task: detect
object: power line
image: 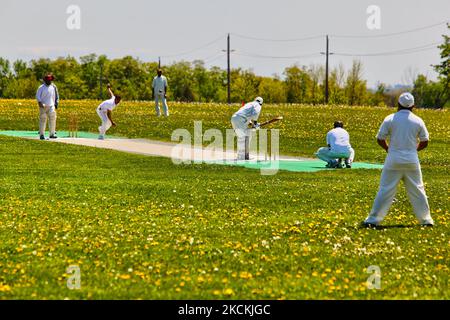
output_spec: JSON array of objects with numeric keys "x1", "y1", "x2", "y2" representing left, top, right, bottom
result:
[
  {"x1": 231, "y1": 33, "x2": 324, "y2": 42},
  {"x1": 203, "y1": 52, "x2": 226, "y2": 64},
  {"x1": 231, "y1": 20, "x2": 448, "y2": 42},
  {"x1": 333, "y1": 42, "x2": 441, "y2": 57},
  {"x1": 159, "y1": 34, "x2": 226, "y2": 58},
  {"x1": 330, "y1": 20, "x2": 448, "y2": 39},
  {"x1": 235, "y1": 51, "x2": 321, "y2": 59}
]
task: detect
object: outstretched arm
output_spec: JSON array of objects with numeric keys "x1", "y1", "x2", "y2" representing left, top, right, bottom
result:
[{"x1": 107, "y1": 84, "x2": 114, "y2": 98}]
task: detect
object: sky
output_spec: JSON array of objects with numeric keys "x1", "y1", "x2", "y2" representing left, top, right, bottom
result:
[{"x1": 0, "y1": 0, "x2": 449, "y2": 87}]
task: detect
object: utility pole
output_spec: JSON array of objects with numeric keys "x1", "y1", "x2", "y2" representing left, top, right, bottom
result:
[
  {"x1": 158, "y1": 56, "x2": 161, "y2": 69},
  {"x1": 227, "y1": 33, "x2": 231, "y2": 104},
  {"x1": 99, "y1": 63, "x2": 103, "y2": 100},
  {"x1": 325, "y1": 35, "x2": 329, "y2": 105},
  {"x1": 222, "y1": 34, "x2": 235, "y2": 104},
  {"x1": 321, "y1": 35, "x2": 333, "y2": 105}
]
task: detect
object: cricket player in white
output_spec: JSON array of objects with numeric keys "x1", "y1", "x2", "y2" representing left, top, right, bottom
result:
[
  {"x1": 96, "y1": 84, "x2": 121, "y2": 140},
  {"x1": 36, "y1": 73, "x2": 59, "y2": 140},
  {"x1": 152, "y1": 69, "x2": 169, "y2": 117},
  {"x1": 364, "y1": 92, "x2": 434, "y2": 227},
  {"x1": 231, "y1": 97, "x2": 263, "y2": 160},
  {"x1": 316, "y1": 121, "x2": 355, "y2": 168}
]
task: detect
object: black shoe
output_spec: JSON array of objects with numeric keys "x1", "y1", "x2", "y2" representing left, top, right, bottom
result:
[
  {"x1": 344, "y1": 159, "x2": 351, "y2": 168},
  {"x1": 361, "y1": 222, "x2": 378, "y2": 229},
  {"x1": 49, "y1": 135, "x2": 57, "y2": 139},
  {"x1": 420, "y1": 223, "x2": 434, "y2": 227},
  {"x1": 336, "y1": 158, "x2": 343, "y2": 168},
  {"x1": 40, "y1": 135, "x2": 45, "y2": 140}
]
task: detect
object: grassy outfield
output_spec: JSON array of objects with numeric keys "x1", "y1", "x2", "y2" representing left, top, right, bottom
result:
[{"x1": 0, "y1": 100, "x2": 449, "y2": 299}]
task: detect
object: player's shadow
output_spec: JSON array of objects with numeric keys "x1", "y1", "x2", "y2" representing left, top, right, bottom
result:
[
  {"x1": 360, "y1": 223, "x2": 423, "y2": 230},
  {"x1": 374, "y1": 224, "x2": 416, "y2": 230}
]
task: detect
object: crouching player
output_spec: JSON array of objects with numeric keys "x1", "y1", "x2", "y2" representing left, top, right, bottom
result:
[
  {"x1": 316, "y1": 121, "x2": 355, "y2": 168},
  {"x1": 97, "y1": 84, "x2": 121, "y2": 140}
]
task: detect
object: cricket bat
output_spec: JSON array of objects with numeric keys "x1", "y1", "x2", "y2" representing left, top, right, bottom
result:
[{"x1": 259, "y1": 116, "x2": 283, "y2": 128}]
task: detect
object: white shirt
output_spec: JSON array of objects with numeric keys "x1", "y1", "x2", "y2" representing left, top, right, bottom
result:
[
  {"x1": 98, "y1": 97, "x2": 117, "y2": 111},
  {"x1": 326, "y1": 127, "x2": 352, "y2": 153},
  {"x1": 152, "y1": 75, "x2": 168, "y2": 94},
  {"x1": 377, "y1": 109, "x2": 429, "y2": 165},
  {"x1": 36, "y1": 84, "x2": 56, "y2": 107},
  {"x1": 233, "y1": 102, "x2": 262, "y2": 122}
]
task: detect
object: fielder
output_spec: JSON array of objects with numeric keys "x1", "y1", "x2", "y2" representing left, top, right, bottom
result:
[
  {"x1": 152, "y1": 69, "x2": 169, "y2": 117},
  {"x1": 316, "y1": 121, "x2": 355, "y2": 168},
  {"x1": 231, "y1": 97, "x2": 263, "y2": 160},
  {"x1": 364, "y1": 92, "x2": 434, "y2": 227},
  {"x1": 97, "y1": 84, "x2": 121, "y2": 140},
  {"x1": 36, "y1": 73, "x2": 59, "y2": 140}
]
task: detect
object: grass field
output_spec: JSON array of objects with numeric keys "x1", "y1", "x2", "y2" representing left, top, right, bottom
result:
[{"x1": 0, "y1": 99, "x2": 449, "y2": 299}]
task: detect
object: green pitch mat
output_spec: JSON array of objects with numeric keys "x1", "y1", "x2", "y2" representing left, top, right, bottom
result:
[
  {"x1": 216, "y1": 159, "x2": 383, "y2": 172},
  {"x1": 0, "y1": 130, "x2": 119, "y2": 139}
]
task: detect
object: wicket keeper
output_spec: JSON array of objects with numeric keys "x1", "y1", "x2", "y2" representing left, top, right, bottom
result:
[{"x1": 316, "y1": 121, "x2": 355, "y2": 168}]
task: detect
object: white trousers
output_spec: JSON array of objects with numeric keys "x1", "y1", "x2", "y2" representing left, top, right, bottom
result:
[
  {"x1": 231, "y1": 115, "x2": 250, "y2": 159},
  {"x1": 39, "y1": 105, "x2": 57, "y2": 136},
  {"x1": 316, "y1": 147, "x2": 355, "y2": 163},
  {"x1": 97, "y1": 108, "x2": 111, "y2": 136},
  {"x1": 365, "y1": 164, "x2": 433, "y2": 225},
  {"x1": 155, "y1": 93, "x2": 169, "y2": 116}
]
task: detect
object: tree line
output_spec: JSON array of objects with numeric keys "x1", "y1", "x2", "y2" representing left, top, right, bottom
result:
[{"x1": 0, "y1": 28, "x2": 447, "y2": 108}]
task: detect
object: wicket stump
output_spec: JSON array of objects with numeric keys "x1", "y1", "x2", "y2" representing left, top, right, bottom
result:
[{"x1": 69, "y1": 115, "x2": 79, "y2": 138}]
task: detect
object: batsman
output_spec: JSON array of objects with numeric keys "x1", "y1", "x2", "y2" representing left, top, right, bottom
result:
[{"x1": 231, "y1": 97, "x2": 263, "y2": 160}]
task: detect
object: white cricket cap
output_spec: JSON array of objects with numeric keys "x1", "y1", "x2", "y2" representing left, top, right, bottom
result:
[
  {"x1": 398, "y1": 92, "x2": 415, "y2": 108},
  {"x1": 255, "y1": 97, "x2": 263, "y2": 105}
]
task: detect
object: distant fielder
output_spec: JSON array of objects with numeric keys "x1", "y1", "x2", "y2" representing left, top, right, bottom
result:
[
  {"x1": 316, "y1": 121, "x2": 355, "y2": 168},
  {"x1": 36, "y1": 73, "x2": 59, "y2": 140},
  {"x1": 97, "y1": 84, "x2": 121, "y2": 140},
  {"x1": 152, "y1": 69, "x2": 169, "y2": 117},
  {"x1": 364, "y1": 92, "x2": 434, "y2": 227},
  {"x1": 231, "y1": 97, "x2": 263, "y2": 160}
]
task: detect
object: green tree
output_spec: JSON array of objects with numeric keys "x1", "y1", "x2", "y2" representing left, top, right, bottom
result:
[
  {"x1": 231, "y1": 69, "x2": 259, "y2": 103},
  {"x1": 283, "y1": 65, "x2": 311, "y2": 103},
  {"x1": 432, "y1": 23, "x2": 449, "y2": 107},
  {"x1": 166, "y1": 61, "x2": 195, "y2": 101},
  {"x1": 368, "y1": 82, "x2": 387, "y2": 107},
  {"x1": 257, "y1": 76, "x2": 286, "y2": 103},
  {"x1": 345, "y1": 60, "x2": 367, "y2": 105},
  {"x1": 328, "y1": 64, "x2": 346, "y2": 105},
  {"x1": 30, "y1": 58, "x2": 52, "y2": 81},
  {"x1": 412, "y1": 74, "x2": 448, "y2": 108},
  {"x1": 106, "y1": 56, "x2": 148, "y2": 100},
  {"x1": 307, "y1": 64, "x2": 324, "y2": 104},
  {"x1": 0, "y1": 58, "x2": 11, "y2": 97},
  {"x1": 3, "y1": 76, "x2": 39, "y2": 99}
]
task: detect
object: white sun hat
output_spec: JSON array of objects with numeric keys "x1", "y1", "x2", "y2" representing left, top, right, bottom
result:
[{"x1": 398, "y1": 92, "x2": 415, "y2": 108}]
